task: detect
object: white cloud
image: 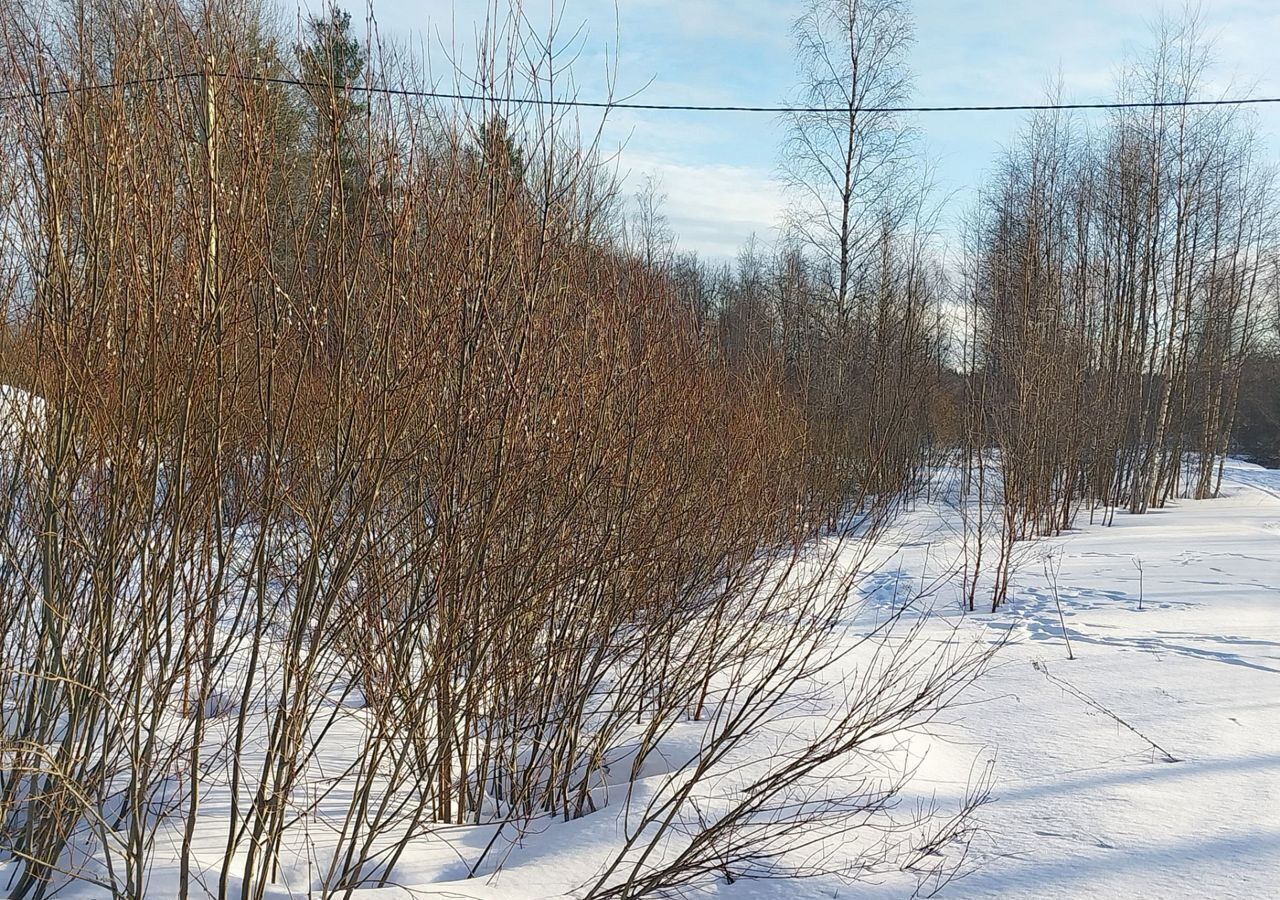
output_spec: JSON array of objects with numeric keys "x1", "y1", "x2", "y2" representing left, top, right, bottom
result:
[
  {"x1": 623, "y1": 0, "x2": 792, "y2": 49},
  {"x1": 618, "y1": 155, "x2": 785, "y2": 259}
]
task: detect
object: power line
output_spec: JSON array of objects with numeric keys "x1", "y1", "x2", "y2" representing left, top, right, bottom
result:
[
  {"x1": 3, "y1": 69, "x2": 1279, "y2": 114},
  {"x1": 0, "y1": 72, "x2": 204, "y2": 104}
]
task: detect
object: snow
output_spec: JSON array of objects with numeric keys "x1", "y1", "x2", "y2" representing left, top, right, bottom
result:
[
  {"x1": 911, "y1": 459, "x2": 1280, "y2": 899},
  {"x1": 3, "y1": 454, "x2": 1278, "y2": 898},
  {"x1": 434, "y1": 457, "x2": 1280, "y2": 899},
  {"x1": 0, "y1": 385, "x2": 43, "y2": 450}
]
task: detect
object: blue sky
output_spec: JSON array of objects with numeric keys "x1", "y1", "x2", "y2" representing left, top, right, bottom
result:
[{"x1": 338, "y1": 0, "x2": 1280, "y2": 260}]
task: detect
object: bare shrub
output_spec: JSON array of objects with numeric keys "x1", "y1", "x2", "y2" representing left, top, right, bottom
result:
[{"x1": 0, "y1": 2, "x2": 991, "y2": 898}]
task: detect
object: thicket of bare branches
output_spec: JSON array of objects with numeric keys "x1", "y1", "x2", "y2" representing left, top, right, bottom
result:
[
  {"x1": 0, "y1": 2, "x2": 991, "y2": 898},
  {"x1": 959, "y1": 13, "x2": 1278, "y2": 610},
  {"x1": 775, "y1": 0, "x2": 951, "y2": 523}
]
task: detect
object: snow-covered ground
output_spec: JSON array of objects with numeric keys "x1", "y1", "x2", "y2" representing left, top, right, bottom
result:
[
  {"x1": 4, "y1": 457, "x2": 1277, "y2": 898},
  {"x1": 423, "y1": 459, "x2": 1280, "y2": 899},
  {"x1": 879, "y1": 458, "x2": 1280, "y2": 900}
]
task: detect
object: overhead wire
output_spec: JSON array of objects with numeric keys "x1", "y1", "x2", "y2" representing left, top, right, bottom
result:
[{"x1": 3, "y1": 69, "x2": 1278, "y2": 114}]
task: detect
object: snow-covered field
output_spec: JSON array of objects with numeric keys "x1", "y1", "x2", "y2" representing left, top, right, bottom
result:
[
  {"x1": 3, "y1": 458, "x2": 1277, "y2": 898},
  {"x1": 918, "y1": 459, "x2": 1280, "y2": 900},
  {"x1": 403, "y1": 459, "x2": 1280, "y2": 899}
]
